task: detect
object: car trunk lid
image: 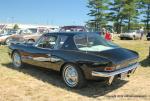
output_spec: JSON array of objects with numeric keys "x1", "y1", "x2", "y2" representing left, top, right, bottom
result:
[{"x1": 88, "y1": 48, "x2": 138, "y2": 70}]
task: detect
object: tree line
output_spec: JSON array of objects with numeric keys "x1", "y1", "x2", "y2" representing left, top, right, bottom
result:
[{"x1": 86, "y1": 0, "x2": 150, "y2": 33}]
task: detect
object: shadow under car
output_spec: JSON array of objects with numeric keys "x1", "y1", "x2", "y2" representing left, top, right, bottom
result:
[{"x1": 2, "y1": 62, "x2": 128, "y2": 98}]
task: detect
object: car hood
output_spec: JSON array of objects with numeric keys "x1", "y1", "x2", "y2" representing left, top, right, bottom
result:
[
  {"x1": 88, "y1": 48, "x2": 138, "y2": 65},
  {"x1": 0, "y1": 35, "x2": 8, "y2": 39},
  {"x1": 0, "y1": 34, "x2": 7, "y2": 37},
  {"x1": 23, "y1": 34, "x2": 41, "y2": 38}
]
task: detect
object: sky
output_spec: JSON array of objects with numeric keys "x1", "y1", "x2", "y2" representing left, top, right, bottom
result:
[{"x1": 0, "y1": 0, "x2": 89, "y2": 26}]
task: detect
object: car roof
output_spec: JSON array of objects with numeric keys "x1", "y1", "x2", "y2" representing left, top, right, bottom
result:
[{"x1": 44, "y1": 32, "x2": 99, "y2": 36}]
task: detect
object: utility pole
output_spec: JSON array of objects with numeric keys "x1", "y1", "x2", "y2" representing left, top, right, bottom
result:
[
  {"x1": 11, "y1": 17, "x2": 14, "y2": 24},
  {"x1": 11, "y1": 17, "x2": 14, "y2": 27}
]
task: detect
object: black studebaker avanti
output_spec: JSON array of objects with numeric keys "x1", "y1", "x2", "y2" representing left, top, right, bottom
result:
[{"x1": 9, "y1": 32, "x2": 139, "y2": 88}]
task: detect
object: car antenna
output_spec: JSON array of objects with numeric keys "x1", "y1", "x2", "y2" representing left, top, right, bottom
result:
[{"x1": 86, "y1": 33, "x2": 88, "y2": 54}]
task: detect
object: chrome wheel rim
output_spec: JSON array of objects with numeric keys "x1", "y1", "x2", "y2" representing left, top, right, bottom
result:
[
  {"x1": 13, "y1": 53, "x2": 21, "y2": 68},
  {"x1": 63, "y1": 65, "x2": 78, "y2": 87},
  {"x1": 6, "y1": 38, "x2": 11, "y2": 45}
]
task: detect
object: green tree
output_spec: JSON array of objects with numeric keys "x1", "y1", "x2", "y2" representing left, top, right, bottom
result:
[
  {"x1": 141, "y1": 0, "x2": 150, "y2": 31},
  {"x1": 122, "y1": 0, "x2": 139, "y2": 31},
  {"x1": 108, "y1": 0, "x2": 125, "y2": 33},
  {"x1": 87, "y1": 0, "x2": 108, "y2": 31},
  {"x1": 13, "y1": 24, "x2": 19, "y2": 29},
  {"x1": 108, "y1": 0, "x2": 139, "y2": 32}
]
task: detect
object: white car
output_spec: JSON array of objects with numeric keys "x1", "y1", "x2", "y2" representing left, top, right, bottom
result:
[{"x1": 120, "y1": 30, "x2": 141, "y2": 40}]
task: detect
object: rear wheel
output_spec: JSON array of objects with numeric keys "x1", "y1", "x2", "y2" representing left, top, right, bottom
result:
[
  {"x1": 62, "y1": 64, "x2": 86, "y2": 88},
  {"x1": 133, "y1": 35, "x2": 136, "y2": 40},
  {"x1": 12, "y1": 51, "x2": 23, "y2": 69}
]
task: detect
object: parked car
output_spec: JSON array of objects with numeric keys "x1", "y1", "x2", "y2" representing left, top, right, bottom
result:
[
  {"x1": 120, "y1": 30, "x2": 141, "y2": 40},
  {"x1": 9, "y1": 29, "x2": 42, "y2": 44},
  {"x1": 146, "y1": 32, "x2": 150, "y2": 40},
  {"x1": 59, "y1": 26, "x2": 88, "y2": 32},
  {"x1": 9, "y1": 32, "x2": 139, "y2": 88},
  {"x1": 0, "y1": 29, "x2": 19, "y2": 45}
]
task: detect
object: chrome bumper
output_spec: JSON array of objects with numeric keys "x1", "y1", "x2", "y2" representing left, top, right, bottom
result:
[{"x1": 92, "y1": 63, "x2": 139, "y2": 84}]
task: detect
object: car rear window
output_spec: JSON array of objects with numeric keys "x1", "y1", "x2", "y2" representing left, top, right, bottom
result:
[
  {"x1": 57, "y1": 35, "x2": 68, "y2": 49},
  {"x1": 74, "y1": 33, "x2": 118, "y2": 52}
]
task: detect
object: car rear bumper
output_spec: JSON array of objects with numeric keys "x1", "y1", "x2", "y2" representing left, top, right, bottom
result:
[
  {"x1": 147, "y1": 37, "x2": 150, "y2": 39},
  {"x1": 91, "y1": 63, "x2": 139, "y2": 84}
]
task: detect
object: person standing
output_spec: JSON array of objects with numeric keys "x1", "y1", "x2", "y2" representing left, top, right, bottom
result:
[
  {"x1": 102, "y1": 28, "x2": 106, "y2": 36},
  {"x1": 105, "y1": 30, "x2": 112, "y2": 41},
  {"x1": 140, "y1": 27, "x2": 144, "y2": 40}
]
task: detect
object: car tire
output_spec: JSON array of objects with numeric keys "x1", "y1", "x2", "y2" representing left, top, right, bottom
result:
[
  {"x1": 62, "y1": 64, "x2": 86, "y2": 88},
  {"x1": 133, "y1": 35, "x2": 136, "y2": 40},
  {"x1": 12, "y1": 51, "x2": 23, "y2": 69},
  {"x1": 120, "y1": 37, "x2": 124, "y2": 40},
  {"x1": 5, "y1": 38, "x2": 12, "y2": 46}
]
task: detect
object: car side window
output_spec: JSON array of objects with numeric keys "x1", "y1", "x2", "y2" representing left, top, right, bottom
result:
[
  {"x1": 74, "y1": 34, "x2": 87, "y2": 48},
  {"x1": 36, "y1": 35, "x2": 57, "y2": 49},
  {"x1": 57, "y1": 35, "x2": 68, "y2": 49}
]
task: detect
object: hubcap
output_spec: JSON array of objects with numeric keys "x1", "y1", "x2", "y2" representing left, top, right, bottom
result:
[
  {"x1": 6, "y1": 39, "x2": 11, "y2": 45},
  {"x1": 63, "y1": 65, "x2": 78, "y2": 87},
  {"x1": 13, "y1": 53, "x2": 21, "y2": 68}
]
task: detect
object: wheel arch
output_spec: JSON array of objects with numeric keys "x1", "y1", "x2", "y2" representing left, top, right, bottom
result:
[
  {"x1": 5, "y1": 37, "x2": 11, "y2": 44},
  {"x1": 28, "y1": 39, "x2": 35, "y2": 42},
  {"x1": 60, "y1": 62, "x2": 85, "y2": 77},
  {"x1": 11, "y1": 49, "x2": 20, "y2": 58}
]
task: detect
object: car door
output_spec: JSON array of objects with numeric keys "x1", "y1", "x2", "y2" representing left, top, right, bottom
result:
[{"x1": 27, "y1": 34, "x2": 60, "y2": 71}]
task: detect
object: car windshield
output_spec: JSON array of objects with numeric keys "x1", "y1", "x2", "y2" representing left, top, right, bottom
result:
[
  {"x1": 125, "y1": 30, "x2": 136, "y2": 33},
  {"x1": 28, "y1": 28, "x2": 38, "y2": 33},
  {"x1": 124, "y1": 30, "x2": 140, "y2": 34},
  {"x1": 74, "y1": 33, "x2": 119, "y2": 52}
]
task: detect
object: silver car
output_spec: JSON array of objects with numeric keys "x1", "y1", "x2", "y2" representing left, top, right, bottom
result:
[{"x1": 120, "y1": 30, "x2": 141, "y2": 40}]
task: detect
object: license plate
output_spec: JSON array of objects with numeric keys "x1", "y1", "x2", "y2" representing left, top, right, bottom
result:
[{"x1": 120, "y1": 72, "x2": 128, "y2": 80}]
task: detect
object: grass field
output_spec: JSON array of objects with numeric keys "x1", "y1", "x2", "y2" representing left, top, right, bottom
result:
[{"x1": 0, "y1": 38, "x2": 150, "y2": 101}]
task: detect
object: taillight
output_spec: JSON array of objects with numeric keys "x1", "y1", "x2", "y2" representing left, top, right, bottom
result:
[{"x1": 104, "y1": 67, "x2": 114, "y2": 71}]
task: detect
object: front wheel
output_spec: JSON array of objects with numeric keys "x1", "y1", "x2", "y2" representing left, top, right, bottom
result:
[
  {"x1": 62, "y1": 64, "x2": 86, "y2": 88},
  {"x1": 5, "y1": 38, "x2": 12, "y2": 45},
  {"x1": 120, "y1": 37, "x2": 124, "y2": 40},
  {"x1": 12, "y1": 51, "x2": 23, "y2": 69}
]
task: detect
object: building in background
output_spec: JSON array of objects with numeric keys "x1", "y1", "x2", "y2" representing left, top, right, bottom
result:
[{"x1": 0, "y1": 23, "x2": 59, "y2": 34}]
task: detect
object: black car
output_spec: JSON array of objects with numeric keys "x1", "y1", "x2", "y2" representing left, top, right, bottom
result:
[
  {"x1": 146, "y1": 32, "x2": 150, "y2": 40},
  {"x1": 9, "y1": 32, "x2": 139, "y2": 88}
]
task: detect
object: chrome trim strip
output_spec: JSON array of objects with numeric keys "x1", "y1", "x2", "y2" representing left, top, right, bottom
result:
[{"x1": 92, "y1": 63, "x2": 139, "y2": 77}]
